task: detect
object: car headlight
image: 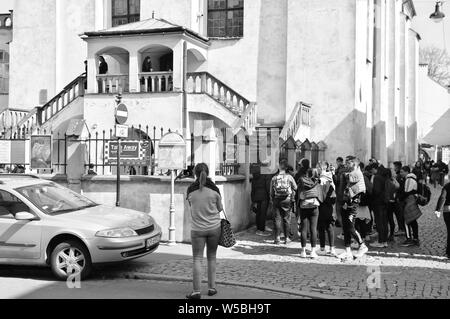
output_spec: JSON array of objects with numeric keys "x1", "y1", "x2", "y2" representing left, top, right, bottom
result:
[{"x1": 96, "y1": 227, "x2": 138, "y2": 238}]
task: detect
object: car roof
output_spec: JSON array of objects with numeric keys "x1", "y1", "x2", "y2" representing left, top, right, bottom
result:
[{"x1": 0, "y1": 175, "x2": 51, "y2": 189}]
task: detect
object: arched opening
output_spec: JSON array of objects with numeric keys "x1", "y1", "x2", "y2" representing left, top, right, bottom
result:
[
  {"x1": 138, "y1": 45, "x2": 174, "y2": 93},
  {"x1": 0, "y1": 50, "x2": 9, "y2": 94},
  {"x1": 95, "y1": 46, "x2": 130, "y2": 93},
  {"x1": 187, "y1": 48, "x2": 206, "y2": 73},
  {"x1": 4, "y1": 17, "x2": 11, "y2": 28}
]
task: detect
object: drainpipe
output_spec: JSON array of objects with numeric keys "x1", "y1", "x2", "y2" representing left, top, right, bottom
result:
[{"x1": 182, "y1": 41, "x2": 188, "y2": 139}]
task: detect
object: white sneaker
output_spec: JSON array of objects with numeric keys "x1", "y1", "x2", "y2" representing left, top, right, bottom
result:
[
  {"x1": 338, "y1": 251, "x2": 353, "y2": 261},
  {"x1": 300, "y1": 249, "x2": 307, "y2": 258},
  {"x1": 328, "y1": 248, "x2": 338, "y2": 257},
  {"x1": 354, "y1": 243, "x2": 368, "y2": 258},
  {"x1": 256, "y1": 231, "x2": 272, "y2": 237},
  {"x1": 319, "y1": 247, "x2": 327, "y2": 255},
  {"x1": 310, "y1": 249, "x2": 318, "y2": 259}
]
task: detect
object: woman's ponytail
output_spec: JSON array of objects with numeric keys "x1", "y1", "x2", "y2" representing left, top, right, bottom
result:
[
  {"x1": 194, "y1": 163, "x2": 210, "y2": 190},
  {"x1": 199, "y1": 170, "x2": 207, "y2": 190}
]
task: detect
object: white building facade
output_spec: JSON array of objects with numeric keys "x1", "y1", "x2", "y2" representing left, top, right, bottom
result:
[{"x1": 3, "y1": 0, "x2": 421, "y2": 171}]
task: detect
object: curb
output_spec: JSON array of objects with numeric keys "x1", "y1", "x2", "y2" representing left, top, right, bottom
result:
[{"x1": 117, "y1": 271, "x2": 339, "y2": 299}]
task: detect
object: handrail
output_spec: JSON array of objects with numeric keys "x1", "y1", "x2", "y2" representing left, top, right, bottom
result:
[
  {"x1": 280, "y1": 102, "x2": 312, "y2": 141},
  {"x1": 187, "y1": 72, "x2": 251, "y2": 115},
  {"x1": 38, "y1": 74, "x2": 86, "y2": 125},
  {"x1": 232, "y1": 102, "x2": 258, "y2": 135}
]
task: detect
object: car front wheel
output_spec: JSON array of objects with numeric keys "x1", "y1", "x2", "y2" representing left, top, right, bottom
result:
[{"x1": 50, "y1": 240, "x2": 92, "y2": 281}]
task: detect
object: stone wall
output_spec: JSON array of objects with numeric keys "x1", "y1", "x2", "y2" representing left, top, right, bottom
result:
[{"x1": 44, "y1": 174, "x2": 253, "y2": 244}]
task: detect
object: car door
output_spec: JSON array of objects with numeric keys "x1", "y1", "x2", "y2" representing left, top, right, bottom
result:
[{"x1": 0, "y1": 189, "x2": 42, "y2": 260}]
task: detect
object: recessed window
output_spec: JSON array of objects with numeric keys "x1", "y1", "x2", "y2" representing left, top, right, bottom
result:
[
  {"x1": 208, "y1": 0, "x2": 243, "y2": 38},
  {"x1": 4, "y1": 17, "x2": 11, "y2": 27},
  {"x1": 112, "y1": 0, "x2": 140, "y2": 27}
]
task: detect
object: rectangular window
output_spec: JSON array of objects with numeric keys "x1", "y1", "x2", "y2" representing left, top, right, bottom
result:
[
  {"x1": 112, "y1": 0, "x2": 140, "y2": 27},
  {"x1": 208, "y1": 0, "x2": 244, "y2": 38}
]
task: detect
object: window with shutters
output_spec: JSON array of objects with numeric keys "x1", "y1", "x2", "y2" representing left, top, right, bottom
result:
[
  {"x1": 207, "y1": 0, "x2": 244, "y2": 38},
  {"x1": 112, "y1": 0, "x2": 140, "y2": 27}
]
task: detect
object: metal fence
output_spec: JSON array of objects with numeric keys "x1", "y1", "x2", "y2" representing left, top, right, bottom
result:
[
  {"x1": 0, "y1": 126, "x2": 67, "y2": 174},
  {"x1": 84, "y1": 125, "x2": 241, "y2": 177},
  {"x1": 0, "y1": 124, "x2": 242, "y2": 176}
]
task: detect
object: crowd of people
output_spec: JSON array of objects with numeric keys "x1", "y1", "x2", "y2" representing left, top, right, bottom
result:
[{"x1": 251, "y1": 156, "x2": 450, "y2": 261}]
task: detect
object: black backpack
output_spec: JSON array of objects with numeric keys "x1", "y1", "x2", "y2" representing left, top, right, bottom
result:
[{"x1": 417, "y1": 182, "x2": 431, "y2": 207}]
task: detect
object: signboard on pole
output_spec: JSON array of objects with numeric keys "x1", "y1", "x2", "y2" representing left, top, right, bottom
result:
[
  {"x1": 105, "y1": 140, "x2": 150, "y2": 165},
  {"x1": 30, "y1": 135, "x2": 52, "y2": 170},
  {"x1": 158, "y1": 132, "x2": 187, "y2": 170},
  {"x1": 115, "y1": 124, "x2": 129, "y2": 138}
]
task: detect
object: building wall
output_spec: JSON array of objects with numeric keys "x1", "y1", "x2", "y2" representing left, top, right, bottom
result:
[
  {"x1": 77, "y1": 175, "x2": 252, "y2": 243},
  {"x1": 286, "y1": 0, "x2": 361, "y2": 161},
  {"x1": 9, "y1": 0, "x2": 95, "y2": 110},
  {"x1": 418, "y1": 65, "x2": 450, "y2": 143},
  {"x1": 0, "y1": 27, "x2": 11, "y2": 111}
]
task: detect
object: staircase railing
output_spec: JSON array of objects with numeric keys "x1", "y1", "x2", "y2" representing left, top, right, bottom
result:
[
  {"x1": 38, "y1": 74, "x2": 86, "y2": 125},
  {"x1": 186, "y1": 72, "x2": 251, "y2": 116},
  {"x1": 232, "y1": 102, "x2": 258, "y2": 135},
  {"x1": 280, "y1": 102, "x2": 312, "y2": 141}
]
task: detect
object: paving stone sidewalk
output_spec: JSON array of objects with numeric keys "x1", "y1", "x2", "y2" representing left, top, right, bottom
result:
[{"x1": 108, "y1": 186, "x2": 450, "y2": 299}]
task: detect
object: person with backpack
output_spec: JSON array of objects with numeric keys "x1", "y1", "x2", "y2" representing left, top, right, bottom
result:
[
  {"x1": 317, "y1": 162, "x2": 338, "y2": 257},
  {"x1": 270, "y1": 158, "x2": 297, "y2": 245},
  {"x1": 339, "y1": 156, "x2": 368, "y2": 260},
  {"x1": 399, "y1": 166, "x2": 422, "y2": 247},
  {"x1": 297, "y1": 168, "x2": 322, "y2": 258},
  {"x1": 434, "y1": 177, "x2": 450, "y2": 259}
]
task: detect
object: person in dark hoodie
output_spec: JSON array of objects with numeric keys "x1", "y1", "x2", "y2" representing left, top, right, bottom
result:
[
  {"x1": 385, "y1": 167, "x2": 400, "y2": 242},
  {"x1": 369, "y1": 164, "x2": 389, "y2": 248},
  {"x1": 251, "y1": 165, "x2": 271, "y2": 237},
  {"x1": 435, "y1": 173, "x2": 450, "y2": 258},
  {"x1": 297, "y1": 168, "x2": 322, "y2": 258},
  {"x1": 186, "y1": 163, "x2": 223, "y2": 299}
]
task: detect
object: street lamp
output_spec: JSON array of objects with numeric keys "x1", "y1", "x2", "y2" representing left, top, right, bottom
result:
[{"x1": 430, "y1": 1, "x2": 446, "y2": 23}]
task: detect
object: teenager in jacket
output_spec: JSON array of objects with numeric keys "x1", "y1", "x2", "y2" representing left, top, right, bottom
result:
[
  {"x1": 251, "y1": 166, "x2": 271, "y2": 237},
  {"x1": 339, "y1": 156, "x2": 368, "y2": 260},
  {"x1": 270, "y1": 158, "x2": 297, "y2": 245},
  {"x1": 399, "y1": 166, "x2": 421, "y2": 247},
  {"x1": 297, "y1": 168, "x2": 322, "y2": 258},
  {"x1": 435, "y1": 179, "x2": 450, "y2": 258},
  {"x1": 317, "y1": 162, "x2": 337, "y2": 257},
  {"x1": 385, "y1": 168, "x2": 400, "y2": 242},
  {"x1": 369, "y1": 164, "x2": 389, "y2": 248}
]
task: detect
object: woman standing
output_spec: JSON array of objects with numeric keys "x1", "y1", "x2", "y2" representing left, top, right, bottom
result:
[
  {"x1": 297, "y1": 168, "x2": 322, "y2": 258},
  {"x1": 317, "y1": 162, "x2": 337, "y2": 257},
  {"x1": 435, "y1": 177, "x2": 450, "y2": 259},
  {"x1": 400, "y1": 166, "x2": 421, "y2": 247},
  {"x1": 186, "y1": 163, "x2": 223, "y2": 299}
]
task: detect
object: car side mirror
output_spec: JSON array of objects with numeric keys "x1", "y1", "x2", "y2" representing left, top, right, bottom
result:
[{"x1": 15, "y1": 212, "x2": 36, "y2": 221}]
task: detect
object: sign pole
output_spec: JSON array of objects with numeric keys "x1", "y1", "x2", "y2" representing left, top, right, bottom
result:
[
  {"x1": 116, "y1": 137, "x2": 121, "y2": 207},
  {"x1": 168, "y1": 169, "x2": 176, "y2": 245}
]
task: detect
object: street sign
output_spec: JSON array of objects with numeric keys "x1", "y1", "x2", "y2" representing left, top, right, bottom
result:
[
  {"x1": 115, "y1": 124, "x2": 129, "y2": 138},
  {"x1": 115, "y1": 103, "x2": 128, "y2": 125},
  {"x1": 158, "y1": 132, "x2": 186, "y2": 170}
]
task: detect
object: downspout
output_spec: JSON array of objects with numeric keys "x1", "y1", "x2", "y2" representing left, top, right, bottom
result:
[{"x1": 182, "y1": 41, "x2": 188, "y2": 139}]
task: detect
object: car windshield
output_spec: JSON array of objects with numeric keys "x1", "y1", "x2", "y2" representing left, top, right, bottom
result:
[{"x1": 15, "y1": 183, "x2": 98, "y2": 215}]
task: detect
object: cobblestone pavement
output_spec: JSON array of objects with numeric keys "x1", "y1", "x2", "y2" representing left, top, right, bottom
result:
[{"x1": 110, "y1": 186, "x2": 450, "y2": 299}]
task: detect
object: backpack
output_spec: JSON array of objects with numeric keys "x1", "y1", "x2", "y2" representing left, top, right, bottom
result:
[
  {"x1": 273, "y1": 174, "x2": 292, "y2": 199},
  {"x1": 417, "y1": 183, "x2": 431, "y2": 207},
  {"x1": 407, "y1": 176, "x2": 431, "y2": 207}
]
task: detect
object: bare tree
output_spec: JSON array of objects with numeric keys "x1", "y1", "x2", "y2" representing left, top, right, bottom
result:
[{"x1": 420, "y1": 46, "x2": 450, "y2": 87}]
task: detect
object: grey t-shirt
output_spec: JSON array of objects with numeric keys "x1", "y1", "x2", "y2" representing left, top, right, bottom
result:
[{"x1": 187, "y1": 187, "x2": 223, "y2": 232}]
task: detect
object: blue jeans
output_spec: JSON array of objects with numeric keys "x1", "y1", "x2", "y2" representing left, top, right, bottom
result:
[{"x1": 191, "y1": 226, "x2": 221, "y2": 292}]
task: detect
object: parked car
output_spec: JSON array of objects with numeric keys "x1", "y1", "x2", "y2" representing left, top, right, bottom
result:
[{"x1": 0, "y1": 174, "x2": 162, "y2": 280}]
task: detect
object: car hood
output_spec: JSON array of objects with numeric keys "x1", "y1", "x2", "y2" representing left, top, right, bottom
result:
[{"x1": 53, "y1": 205, "x2": 154, "y2": 230}]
